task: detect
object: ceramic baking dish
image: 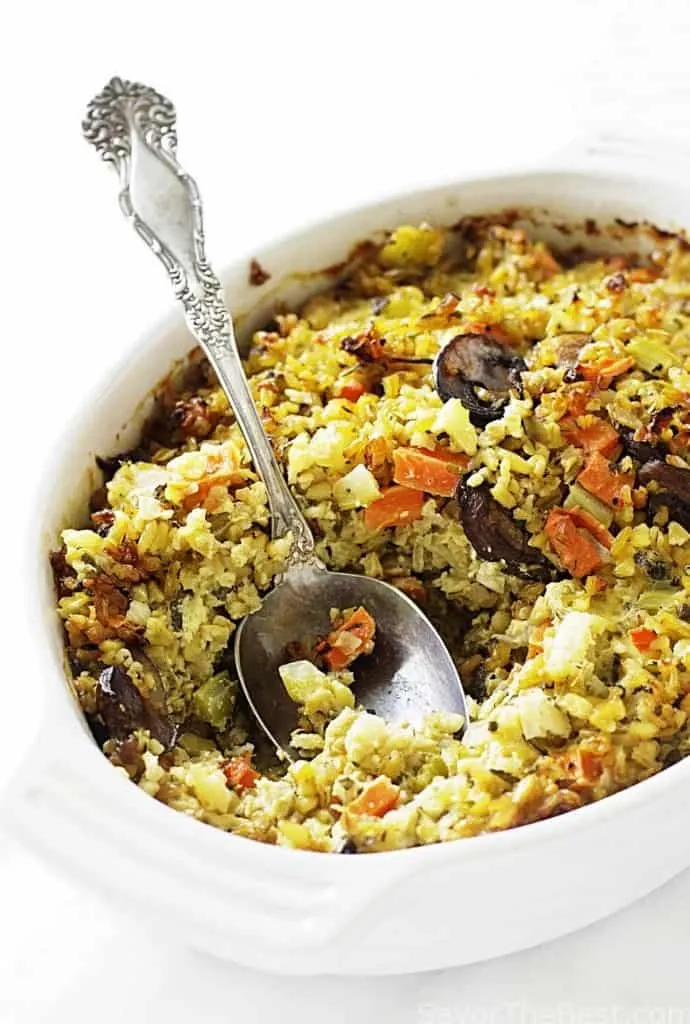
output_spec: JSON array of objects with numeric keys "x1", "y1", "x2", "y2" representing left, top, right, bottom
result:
[{"x1": 8, "y1": 158, "x2": 690, "y2": 975}]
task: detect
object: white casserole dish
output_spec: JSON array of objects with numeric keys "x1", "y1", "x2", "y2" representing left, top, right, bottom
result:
[{"x1": 8, "y1": 162, "x2": 690, "y2": 976}]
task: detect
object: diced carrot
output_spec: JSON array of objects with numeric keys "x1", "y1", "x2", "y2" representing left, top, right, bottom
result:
[
  {"x1": 347, "y1": 777, "x2": 399, "y2": 817},
  {"x1": 561, "y1": 417, "x2": 621, "y2": 457},
  {"x1": 577, "y1": 749, "x2": 603, "y2": 782},
  {"x1": 182, "y1": 474, "x2": 244, "y2": 512},
  {"x1": 559, "y1": 747, "x2": 604, "y2": 787},
  {"x1": 630, "y1": 627, "x2": 657, "y2": 653},
  {"x1": 181, "y1": 449, "x2": 245, "y2": 511},
  {"x1": 364, "y1": 485, "x2": 425, "y2": 531},
  {"x1": 319, "y1": 606, "x2": 376, "y2": 671},
  {"x1": 392, "y1": 446, "x2": 468, "y2": 497},
  {"x1": 563, "y1": 385, "x2": 595, "y2": 419},
  {"x1": 337, "y1": 378, "x2": 368, "y2": 402},
  {"x1": 545, "y1": 507, "x2": 609, "y2": 578},
  {"x1": 416, "y1": 446, "x2": 470, "y2": 466},
  {"x1": 563, "y1": 505, "x2": 613, "y2": 549},
  {"x1": 576, "y1": 356, "x2": 634, "y2": 389},
  {"x1": 577, "y1": 451, "x2": 634, "y2": 508},
  {"x1": 223, "y1": 755, "x2": 259, "y2": 791}
]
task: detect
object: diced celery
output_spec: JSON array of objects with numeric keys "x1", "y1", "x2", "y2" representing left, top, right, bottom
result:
[
  {"x1": 564, "y1": 483, "x2": 613, "y2": 528},
  {"x1": 638, "y1": 588, "x2": 678, "y2": 612},
  {"x1": 178, "y1": 732, "x2": 218, "y2": 756},
  {"x1": 193, "y1": 672, "x2": 236, "y2": 730},
  {"x1": 626, "y1": 335, "x2": 678, "y2": 375}
]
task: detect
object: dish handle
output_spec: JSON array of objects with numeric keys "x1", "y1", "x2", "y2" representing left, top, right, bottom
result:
[{"x1": 0, "y1": 694, "x2": 417, "y2": 962}]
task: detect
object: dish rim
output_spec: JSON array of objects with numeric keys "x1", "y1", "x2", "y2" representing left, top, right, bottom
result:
[{"x1": 29, "y1": 164, "x2": 690, "y2": 871}]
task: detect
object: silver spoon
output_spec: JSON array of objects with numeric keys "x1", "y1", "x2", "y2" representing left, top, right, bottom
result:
[{"x1": 82, "y1": 78, "x2": 468, "y2": 758}]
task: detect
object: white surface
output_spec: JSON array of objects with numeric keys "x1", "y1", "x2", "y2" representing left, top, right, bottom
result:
[{"x1": 5, "y1": 0, "x2": 690, "y2": 1019}]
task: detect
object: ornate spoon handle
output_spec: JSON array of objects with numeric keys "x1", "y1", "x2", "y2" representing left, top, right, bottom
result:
[{"x1": 82, "y1": 77, "x2": 315, "y2": 561}]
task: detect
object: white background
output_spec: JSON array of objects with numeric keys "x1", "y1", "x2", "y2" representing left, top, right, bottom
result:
[{"x1": 3, "y1": 1, "x2": 690, "y2": 1020}]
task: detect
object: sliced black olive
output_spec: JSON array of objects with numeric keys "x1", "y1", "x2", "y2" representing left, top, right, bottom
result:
[
  {"x1": 96, "y1": 665, "x2": 178, "y2": 750},
  {"x1": 639, "y1": 460, "x2": 690, "y2": 505},
  {"x1": 619, "y1": 428, "x2": 666, "y2": 465},
  {"x1": 433, "y1": 333, "x2": 526, "y2": 427},
  {"x1": 457, "y1": 481, "x2": 554, "y2": 582}
]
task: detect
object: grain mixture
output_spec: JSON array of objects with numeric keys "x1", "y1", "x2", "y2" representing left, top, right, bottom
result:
[{"x1": 52, "y1": 219, "x2": 690, "y2": 852}]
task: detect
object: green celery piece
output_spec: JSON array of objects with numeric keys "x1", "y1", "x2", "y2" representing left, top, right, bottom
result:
[
  {"x1": 193, "y1": 672, "x2": 236, "y2": 731},
  {"x1": 626, "y1": 335, "x2": 678, "y2": 375},
  {"x1": 564, "y1": 483, "x2": 614, "y2": 528}
]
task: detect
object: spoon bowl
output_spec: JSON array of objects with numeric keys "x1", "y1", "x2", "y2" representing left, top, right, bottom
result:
[
  {"x1": 84, "y1": 76, "x2": 468, "y2": 757},
  {"x1": 235, "y1": 562, "x2": 468, "y2": 757}
]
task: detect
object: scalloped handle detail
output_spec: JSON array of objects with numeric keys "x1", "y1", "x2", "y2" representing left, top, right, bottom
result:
[{"x1": 1, "y1": 739, "x2": 413, "y2": 961}]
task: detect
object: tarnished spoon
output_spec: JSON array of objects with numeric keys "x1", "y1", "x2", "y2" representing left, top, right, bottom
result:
[{"x1": 82, "y1": 77, "x2": 468, "y2": 758}]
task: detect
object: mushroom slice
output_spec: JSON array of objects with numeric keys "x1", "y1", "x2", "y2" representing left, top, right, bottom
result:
[
  {"x1": 647, "y1": 492, "x2": 690, "y2": 532},
  {"x1": 638, "y1": 459, "x2": 690, "y2": 533},
  {"x1": 457, "y1": 480, "x2": 554, "y2": 581},
  {"x1": 638, "y1": 460, "x2": 690, "y2": 505},
  {"x1": 96, "y1": 665, "x2": 178, "y2": 750},
  {"x1": 433, "y1": 332, "x2": 525, "y2": 427}
]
